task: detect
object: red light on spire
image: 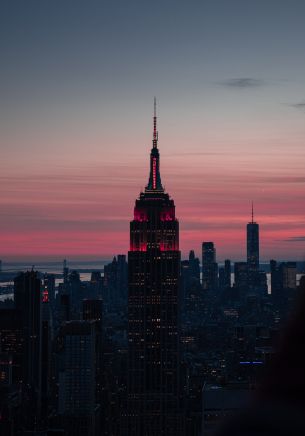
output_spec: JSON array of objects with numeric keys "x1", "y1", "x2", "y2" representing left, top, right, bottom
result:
[
  {"x1": 153, "y1": 97, "x2": 158, "y2": 148},
  {"x1": 152, "y1": 157, "x2": 157, "y2": 189}
]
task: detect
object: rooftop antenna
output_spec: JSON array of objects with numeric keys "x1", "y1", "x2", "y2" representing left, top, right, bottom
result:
[
  {"x1": 251, "y1": 201, "x2": 254, "y2": 223},
  {"x1": 153, "y1": 97, "x2": 158, "y2": 148}
]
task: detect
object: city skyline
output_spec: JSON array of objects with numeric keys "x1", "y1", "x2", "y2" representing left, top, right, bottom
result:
[
  {"x1": 1, "y1": 1, "x2": 305, "y2": 261},
  {"x1": 1, "y1": 99, "x2": 303, "y2": 262}
]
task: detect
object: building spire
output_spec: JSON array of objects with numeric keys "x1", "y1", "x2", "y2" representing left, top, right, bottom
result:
[
  {"x1": 145, "y1": 98, "x2": 163, "y2": 192},
  {"x1": 153, "y1": 97, "x2": 158, "y2": 148},
  {"x1": 251, "y1": 201, "x2": 254, "y2": 223}
]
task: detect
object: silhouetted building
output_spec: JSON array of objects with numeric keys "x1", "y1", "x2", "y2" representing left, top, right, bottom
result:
[
  {"x1": 90, "y1": 271, "x2": 103, "y2": 299},
  {"x1": 224, "y1": 260, "x2": 231, "y2": 289},
  {"x1": 66, "y1": 270, "x2": 83, "y2": 316},
  {"x1": 104, "y1": 255, "x2": 128, "y2": 309},
  {"x1": 63, "y1": 259, "x2": 69, "y2": 287},
  {"x1": 58, "y1": 321, "x2": 99, "y2": 436},
  {"x1": 234, "y1": 262, "x2": 248, "y2": 293},
  {"x1": 0, "y1": 309, "x2": 23, "y2": 384},
  {"x1": 14, "y1": 270, "x2": 41, "y2": 428},
  {"x1": 127, "y1": 100, "x2": 181, "y2": 435},
  {"x1": 14, "y1": 272, "x2": 41, "y2": 389},
  {"x1": 189, "y1": 250, "x2": 200, "y2": 283},
  {"x1": 281, "y1": 262, "x2": 297, "y2": 290},
  {"x1": 270, "y1": 260, "x2": 297, "y2": 298},
  {"x1": 270, "y1": 259, "x2": 281, "y2": 296},
  {"x1": 41, "y1": 285, "x2": 53, "y2": 420},
  {"x1": 202, "y1": 242, "x2": 218, "y2": 290},
  {"x1": 247, "y1": 204, "x2": 259, "y2": 288}
]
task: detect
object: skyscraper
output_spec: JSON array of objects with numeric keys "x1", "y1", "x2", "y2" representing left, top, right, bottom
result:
[
  {"x1": 224, "y1": 259, "x2": 231, "y2": 289},
  {"x1": 270, "y1": 260, "x2": 297, "y2": 300},
  {"x1": 58, "y1": 321, "x2": 98, "y2": 436},
  {"x1": 247, "y1": 203, "x2": 259, "y2": 288},
  {"x1": 14, "y1": 271, "x2": 41, "y2": 388},
  {"x1": 104, "y1": 254, "x2": 128, "y2": 309},
  {"x1": 41, "y1": 281, "x2": 53, "y2": 420},
  {"x1": 14, "y1": 270, "x2": 41, "y2": 427},
  {"x1": 127, "y1": 100, "x2": 181, "y2": 435},
  {"x1": 189, "y1": 250, "x2": 200, "y2": 283},
  {"x1": 202, "y1": 242, "x2": 218, "y2": 290}
]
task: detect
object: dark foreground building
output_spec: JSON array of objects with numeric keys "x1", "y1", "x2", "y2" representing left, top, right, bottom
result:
[{"x1": 127, "y1": 100, "x2": 181, "y2": 435}]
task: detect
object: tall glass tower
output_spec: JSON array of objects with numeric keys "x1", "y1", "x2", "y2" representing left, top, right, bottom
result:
[
  {"x1": 127, "y1": 100, "x2": 181, "y2": 436},
  {"x1": 247, "y1": 203, "x2": 259, "y2": 287}
]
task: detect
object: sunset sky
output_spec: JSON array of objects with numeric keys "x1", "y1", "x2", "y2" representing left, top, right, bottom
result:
[{"x1": 1, "y1": 0, "x2": 305, "y2": 261}]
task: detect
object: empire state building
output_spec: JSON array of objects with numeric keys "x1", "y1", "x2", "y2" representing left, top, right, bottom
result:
[{"x1": 127, "y1": 100, "x2": 181, "y2": 436}]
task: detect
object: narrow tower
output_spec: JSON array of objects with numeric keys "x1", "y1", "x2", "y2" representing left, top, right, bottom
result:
[
  {"x1": 127, "y1": 101, "x2": 181, "y2": 435},
  {"x1": 247, "y1": 202, "x2": 259, "y2": 288}
]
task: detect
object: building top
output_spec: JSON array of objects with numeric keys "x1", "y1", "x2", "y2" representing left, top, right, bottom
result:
[
  {"x1": 248, "y1": 201, "x2": 258, "y2": 225},
  {"x1": 145, "y1": 98, "x2": 164, "y2": 193}
]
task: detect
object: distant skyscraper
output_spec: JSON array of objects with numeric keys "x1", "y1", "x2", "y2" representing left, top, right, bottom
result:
[
  {"x1": 202, "y1": 242, "x2": 218, "y2": 290},
  {"x1": 67, "y1": 270, "x2": 83, "y2": 316},
  {"x1": 189, "y1": 250, "x2": 200, "y2": 282},
  {"x1": 90, "y1": 271, "x2": 103, "y2": 299},
  {"x1": 224, "y1": 259, "x2": 231, "y2": 288},
  {"x1": 247, "y1": 203, "x2": 259, "y2": 288},
  {"x1": 63, "y1": 259, "x2": 69, "y2": 288},
  {"x1": 270, "y1": 259, "x2": 279, "y2": 296},
  {"x1": 127, "y1": 100, "x2": 181, "y2": 435},
  {"x1": 271, "y1": 260, "x2": 297, "y2": 297},
  {"x1": 281, "y1": 262, "x2": 297, "y2": 290},
  {"x1": 104, "y1": 254, "x2": 128, "y2": 308}
]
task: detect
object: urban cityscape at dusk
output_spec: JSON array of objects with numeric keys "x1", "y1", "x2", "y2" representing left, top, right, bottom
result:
[{"x1": 0, "y1": 1, "x2": 304, "y2": 436}]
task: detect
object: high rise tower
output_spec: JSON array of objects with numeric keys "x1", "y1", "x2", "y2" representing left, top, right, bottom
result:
[
  {"x1": 14, "y1": 270, "x2": 41, "y2": 427},
  {"x1": 127, "y1": 100, "x2": 181, "y2": 436},
  {"x1": 247, "y1": 203, "x2": 259, "y2": 288},
  {"x1": 202, "y1": 242, "x2": 218, "y2": 290}
]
